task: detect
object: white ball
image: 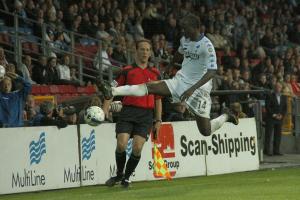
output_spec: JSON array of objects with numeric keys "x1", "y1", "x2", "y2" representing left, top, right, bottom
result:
[
  {"x1": 0, "y1": 65, "x2": 5, "y2": 79},
  {"x1": 84, "y1": 106, "x2": 105, "y2": 126}
]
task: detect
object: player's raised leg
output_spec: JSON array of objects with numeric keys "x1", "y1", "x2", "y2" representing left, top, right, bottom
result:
[
  {"x1": 98, "y1": 80, "x2": 171, "y2": 100},
  {"x1": 195, "y1": 109, "x2": 239, "y2": 136}
]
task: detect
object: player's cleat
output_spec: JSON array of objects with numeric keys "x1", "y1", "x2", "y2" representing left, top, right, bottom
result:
[
  {"x1": 98, "y1": 80, "x2": 113, "y2": 100},
  {"x1": 105, "y1": 175, "x2": 123, "y2": 187},
  {"x1": 121, "y1": 178, "x2": 131, "y2": 189},
  {"x1": 223, "y1": 107, "x2": 239, "y2": 125}
]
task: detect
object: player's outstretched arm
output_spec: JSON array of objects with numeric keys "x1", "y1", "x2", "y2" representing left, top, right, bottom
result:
[{"x1": 180, "y1": 69, "x2": 216, "y2": 101}]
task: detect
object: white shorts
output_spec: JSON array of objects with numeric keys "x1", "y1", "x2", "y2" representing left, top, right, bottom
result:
[{"x1": 164, "y1": 76, "x2": 211, "y2": 119}]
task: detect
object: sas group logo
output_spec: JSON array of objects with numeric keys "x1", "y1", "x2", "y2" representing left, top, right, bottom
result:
[
  {"x1": 82, "y1": 130, "x2": 96, "y2": 160},
  {"x1": 150, "y1": 123, "x2": 179, "y2": 178},
  {"x1": 29, "y1": 132, "x2": 46, "y2": 165}
]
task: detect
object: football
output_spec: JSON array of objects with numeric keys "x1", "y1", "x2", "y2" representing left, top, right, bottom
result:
[{"x1": 84, "y1": 106, "x2": 105, "y2": 126}]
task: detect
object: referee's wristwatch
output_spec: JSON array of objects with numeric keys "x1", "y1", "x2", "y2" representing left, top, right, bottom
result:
[{"x1": 154, "y1": 119, "x2": 162, "y2": 123}]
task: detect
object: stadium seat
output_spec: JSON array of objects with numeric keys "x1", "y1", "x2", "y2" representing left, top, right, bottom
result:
[
  {"x1": 49, "y1": 85, "x2": 59, "y2": 94},
  {"x1": 39, "y1": 85, "x2": 51, "y2": 95},
  {"x1": 31, "y1": 85, "x2": 41, "y2": 95}
]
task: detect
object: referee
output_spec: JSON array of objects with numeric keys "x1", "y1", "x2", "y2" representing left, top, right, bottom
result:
[{"x1": 102, "y1": 39, "x2": 162, "y2": 188}]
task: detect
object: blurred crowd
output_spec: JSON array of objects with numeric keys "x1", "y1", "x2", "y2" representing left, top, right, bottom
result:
[{"x1": 0, "y1": 0, "x2": 299, "y2": 127}]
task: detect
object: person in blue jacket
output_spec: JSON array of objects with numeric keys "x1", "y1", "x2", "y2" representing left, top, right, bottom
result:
[{"x1": 0, "y1": 72, "x2": 31, "y2": 127}]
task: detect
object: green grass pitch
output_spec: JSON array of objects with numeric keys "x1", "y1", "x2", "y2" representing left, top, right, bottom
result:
[{"x1": 1, "y1": 167, "x2": 300, "y2": 200}]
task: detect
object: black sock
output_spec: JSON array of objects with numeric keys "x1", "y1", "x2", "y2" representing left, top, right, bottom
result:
[
  {"x1": 124, "y1": 154, "x2": 141, "y2": 180},
  {"x1": 115, "y1": 151, "x2": 126, "y2": 177}
]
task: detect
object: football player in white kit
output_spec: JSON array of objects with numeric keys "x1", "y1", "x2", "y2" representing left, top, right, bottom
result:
[{"x1": 99, "y1": 14, "x2": 238, "y2": 136}]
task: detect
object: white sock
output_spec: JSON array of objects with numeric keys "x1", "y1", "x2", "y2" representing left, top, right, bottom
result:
[
  {"x1": 210, "y1": 114, "x2": 228, "y2": 133},
  {"x1": 112, "y1": 84, "x2": 148, "y2": 96}
]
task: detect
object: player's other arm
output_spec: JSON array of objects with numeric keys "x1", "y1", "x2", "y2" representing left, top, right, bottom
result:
[
  {"x1": 191, "y1": 69, "x2": 216, "y2": 90},
  {"x1": 194, "y1": 40, "x2": 218, "y2": 89}
]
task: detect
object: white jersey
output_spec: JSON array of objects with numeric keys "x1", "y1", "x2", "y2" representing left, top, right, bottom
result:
[{"x1": 177, "y1": 35, "x2": 217, "y2": 92}]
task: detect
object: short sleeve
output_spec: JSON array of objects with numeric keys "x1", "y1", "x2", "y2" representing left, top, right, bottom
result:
[
  {"x1": 204, "y1": 40, "x2": 218, "y2": 70},
  {"x1": 177, "y1": 36, "x2": 185, "y2": 55}
]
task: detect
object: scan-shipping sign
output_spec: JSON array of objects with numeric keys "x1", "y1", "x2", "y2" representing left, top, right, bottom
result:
[{"x1": 205, "y1": 118, "x2": 259, "y2": 175}]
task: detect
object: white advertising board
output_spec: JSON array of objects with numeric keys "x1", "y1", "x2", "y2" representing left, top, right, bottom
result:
[
  {"x1": 205, "y1": 118, "x2": 259, "y2": 175},
  {"x1": 0, "y1": 118, "x2": 259, "y2": 194},
  {"x1": 0, "y1": 126, "x2": 79, "y2": 194}
]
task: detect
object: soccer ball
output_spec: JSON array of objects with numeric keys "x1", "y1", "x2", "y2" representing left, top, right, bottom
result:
[
  {"x1": 84, "y1": 106, "x2": 105, "y2": 126},
  {"x1": 0, "y1": 65, "x2": 5, "y2": 79}
]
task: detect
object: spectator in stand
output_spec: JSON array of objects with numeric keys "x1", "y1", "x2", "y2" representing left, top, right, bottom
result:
[
  {"x1": 6, "y1": 63, "x2": 23, "y2": 90},
  {"x1": 79, "y1": 12, "x2": 92, "y2": 36},
  {"x1": 96, "y1": 23, "x2": 112, "y2": 41},
  {"x1": 162, "y1": 97, "x2": 186, "y2": 122},
  {"x1": 231, "y1": 57, "x2": 241, "y2": 70},
  {"x1": 240, "y1": 69, "x2": 251, "y2": 85},
  {"x1": 0, "y1": 47, "x2": 8, "y2": 67},
  {"x1": 30, "y1": 101, "x2": 67, "y2": 128},
  {"x1": 289, "y1": 22, "x2": 300, "y2": 45},
  {"x1": 32, "y1": 55, "x2": 47, "y2": 85},
  {"x1": 0, "y1": 72, "x2": 31, "y2": 127},
  {"x1": 20, "y1": 55, "x2": 36, "y2": 84},
  {"x1": 24, "y1": 94, "x2": 37, "y2": 122},
  {"x1": 164, "y1": 13, "x2": 178, "y2": 49},
  {"x1": 221, "y1": 46, "x2": 234, "y2": 70},
  {"x1": 15, "y1": 0, "x2": 29, "y2": 28},
  {"x1": 230, "y1": 102, "x2": 247, "y2": 119},
  {"x1": 53, "y1": 32, "x2": 70, "y2": 55},
  {"x1": 56, "y1": 54, "x2": 71, "y2": 84},
  {"x1": 94, "y1": 41, "x2": 113, "y2": 72},
  {"x1": 71, "y1": 15, "x2": 82, "y2": 33},
  {"x1": 132, "y1": 16, "x2": 144, "y2": 41},
  {"x1": 112, "y1": 37, "x2": 127, "y2": 65},
  {"x1": 45, "y1": 56, "x2": 59, "y2": 84},
  {"x1": 264, "y1": 82, "x2": 287, "y2": 156}
]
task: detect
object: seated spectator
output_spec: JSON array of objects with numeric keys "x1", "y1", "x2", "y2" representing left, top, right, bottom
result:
[
  {"x1": 0, "y1": 47, "x2": 8, "y2": 67},
  {"x1": 96, "y1": 23, "x2": 113, "y2": 41},
  {"x1": 162, "y1": 97, "x2": 186, "y2": 122},
  {"x1": 20, "y1": 55, "x2": 36, "y2": 84},
  {"x1": 32, "y1": 55, "x2": 47, "y2": 85},
  {"x1": 70, "y1": 65, "x2": 83, "y2": 85},
  {"x1": 45, "y1": 57, "x2": 60, "y2": 84},
  {"x1": 53, "y1": 32, "x2": 70, "y2": 55},
  {"x1": 0, "y1": 72, "x2": 31, "y2": 127},
  {"x1": 94, "y1": 41, "x2": 113, "y2": 71},
  {"x1": 111, "y1": 37, "x2": 127, "y2": 65},
  {"x1": 24, "y1": 94, "x2": 38, "y2": 122},
  {"x1": 6, "y1": 63, "x2": 23, "y2": 90},
  {"x1": 230, "y1": 102, "x2": 247, "y2": 118},
  {"x1": 56, "y1": 54, "x2": 72, "y2": 84},
  {"x1": 132, "y1": 16, "x2": 144, "y2": 41},
  {"x1": 30, "y1": 101, "x2": 67, "y2": 128}
]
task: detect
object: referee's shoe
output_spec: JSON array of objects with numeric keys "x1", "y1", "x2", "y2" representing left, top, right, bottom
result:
[{"x1": 105, "y1": 174, "x2": 123, "y2": 187}]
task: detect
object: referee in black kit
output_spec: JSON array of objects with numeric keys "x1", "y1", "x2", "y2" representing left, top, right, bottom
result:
[{"x1": 102, "y1": 39, "x2": 162, "y2": 188}]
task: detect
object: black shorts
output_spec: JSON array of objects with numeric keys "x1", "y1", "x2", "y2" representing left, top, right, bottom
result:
[{"x1": 116, "y1": 106, "x2": 153, "y2": 140}]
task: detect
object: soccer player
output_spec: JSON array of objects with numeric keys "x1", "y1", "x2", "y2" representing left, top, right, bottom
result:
[
  {"x1": 100, "y1": 14, "x2": 238, "y2": 138},
  {"x1": 102, "y1": 39, "x2": 162, "y2": 188}
]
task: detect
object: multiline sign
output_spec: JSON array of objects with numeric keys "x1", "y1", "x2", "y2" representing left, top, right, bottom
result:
[{"x1": 0, "y1": 118, "x2": 259, "y2": 194}]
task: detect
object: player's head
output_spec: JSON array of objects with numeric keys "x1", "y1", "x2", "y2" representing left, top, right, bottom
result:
[
  {"x1": 180, "y1": 14, "x2": 201, "y2": 40},
  {"x1": 135, "y1": 39, "x2": 152, "y2": 64}
]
